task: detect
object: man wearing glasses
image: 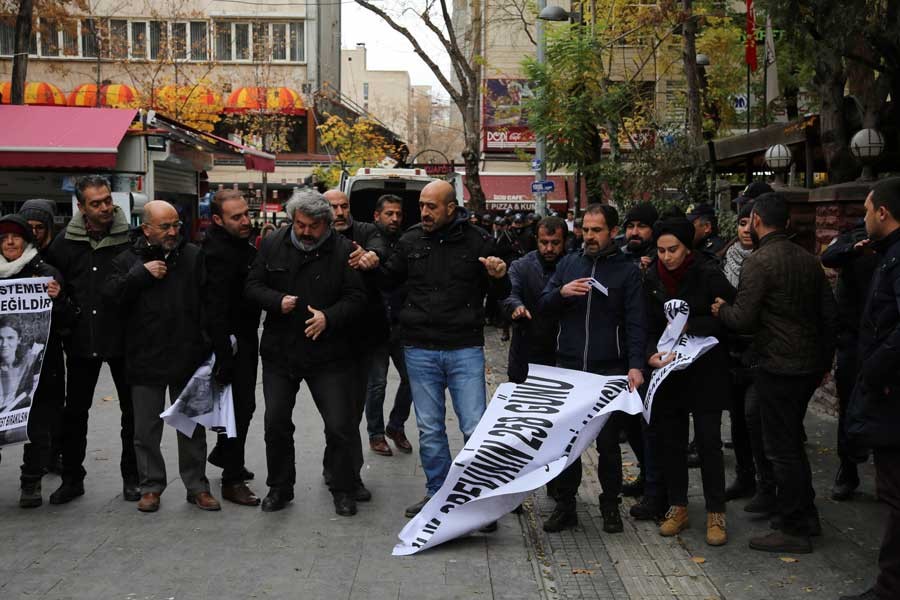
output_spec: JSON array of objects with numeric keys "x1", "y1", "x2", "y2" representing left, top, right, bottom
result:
[{"x1": 103, "y1": 200, "x2": 219, "y2": 513}]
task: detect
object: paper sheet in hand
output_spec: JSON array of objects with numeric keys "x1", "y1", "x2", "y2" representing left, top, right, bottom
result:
[
  {"x1": 160, "y1": 349, "x2": 236, "y2": 438},
  {"x1": 588, "y1": 278, "x2": 609, "y2": 296}
]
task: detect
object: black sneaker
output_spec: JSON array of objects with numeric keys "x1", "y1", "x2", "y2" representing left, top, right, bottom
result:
[
  {"x1": 405, "y1": 496, "x2": 432, "y2": 518},
  {"x1": 49, "y1": 482, "x2": 85, "y2": 505},
  {"x1": 629, "y1": 496, "x2": 666, "y2": 521},
  {"x1": 19, "y1": 480, "x2": 42, "y2": 508},
  {"x1": 334, "y1": 493, "x2": 357, "y2": 517},
  {"x1": 601, "y1": 505, "x2": 624, "y2": 533},
  {"x1": 260, "y1": 489, "x2": 294, "y2": 513},
  {"x1": 543, "y1": 505, "x2": 578, "y2": 532},
  {"x1": 354, "y1": 482, "x2": 372, "y2": 502}
]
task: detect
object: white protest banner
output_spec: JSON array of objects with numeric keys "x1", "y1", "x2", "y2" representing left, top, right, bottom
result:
[
  {"x1": 161, "y1": 351, "x2": 236, "y2": 438},
  {"x1": 642, "y1": 299, "x2": 718, "y2": 422},
  {"x1": 0, "y1": 277, "x2": 53, "y2": 447},
  {"x1": 393, "y1": 364, "x2": 642, "y2": 556}
]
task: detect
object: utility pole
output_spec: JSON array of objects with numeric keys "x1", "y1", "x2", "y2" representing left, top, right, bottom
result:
[{"x1": 534, "y1": 0, "x2": 548, "y2": 216}]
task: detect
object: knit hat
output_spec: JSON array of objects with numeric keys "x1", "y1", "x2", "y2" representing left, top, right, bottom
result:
[
  {"x1": 743, "y1": 181, "x2": 774, "y2": 199},
  {"x1": 18, "y1": 198, "x2": 56, "y2": 231},
  {"x1": 0, "y1": 214, "x2": 34, "y2": 243},
  {"x1": 624, "y1": 203, "x2": 659, "y2": 227},
  {"x1": 654, "y1": 217, "x2": 694, "y2": 250},
  {"x1": 738, "y1": 198, "x2": 755, "y2": 220}
]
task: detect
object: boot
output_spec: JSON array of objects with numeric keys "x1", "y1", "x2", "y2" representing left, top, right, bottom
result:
[
  {"x1": 659, "y1": 505, "x2": 689, "y2": 537},
  {"x1": 622, "y1": 472, "x2": 645, "y2": 498},
  {"x1": 601, "y1": 502, "x2": 624, "y2": 534},
  {"x1": 725, "y1": 473, "x2": 756, "y2": 501},
  {"x1": 706, "y1": 512, "x2": 727, "y2": 546},
  {"x1": 629, "y1": 495, "x2": 667, "y2": 521},
  {"x1": 543, "y1": 503, "x2": 578, "y2": 532},
  {"x1": 748, "y1": 530, "x2": 812, "y2": 554},
  {"x1": 831, "y1": 462, "x2": 860, "y2": 501},
  {"x1": 19, "y1": 479, "x2": 42, "y2": 509}
]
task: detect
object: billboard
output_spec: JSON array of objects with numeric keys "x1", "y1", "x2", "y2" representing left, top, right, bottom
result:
[{"x1": 483, "y1": 79, "x2": 536, "y2": 152}]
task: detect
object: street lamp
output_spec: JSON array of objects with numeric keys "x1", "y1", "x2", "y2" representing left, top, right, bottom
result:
[
  {"x1": 765, "y1": 143, "x2": 792, "y2": 185},
  {"x1": 850, "y1": 128, "x2": 885, "y2": 181},
  {"x1": 539, "y1": 5, "x2": 570, "y2": 21}
]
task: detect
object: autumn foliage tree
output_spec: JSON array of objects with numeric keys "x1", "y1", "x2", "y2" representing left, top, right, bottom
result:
[{"x1": 314, "y1": 114, "x2": 392, "y2": 188}]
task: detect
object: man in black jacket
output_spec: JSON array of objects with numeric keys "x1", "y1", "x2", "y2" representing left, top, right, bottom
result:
[
  {"x1": 621, "y1": 203, "x2": 659, "y2": 272},
  {"x1": 202, "y1": 189, "x2": 261, "y2": 506},
  {"x1": 537, "y1": 203, "x2": 646, "y2": 533},
  {"x1": 380, "y1": 180, "x2": 510, "y2": 519},
  {"x1": 46, "y1": 175, "x2": 139, "y2": 505},
  {"x1": 324, "y1": 188, "x2": 386, "y2": 500},
  {"x1": 104, "y1": 201, "x2": 219, "y2": 514},
  {"x1": 713, "y1": 192, "x2": 837, "y2": 554},
  {"x1": 364, "y1": 194, "x2": 413, "y2": 456},
  {"x1": 821, "y1": 220, "x2": 878, "y2": 501},
  {"x1": 502, "y1": 216, "x2": 567, "y2": 383},
  {"x1": 841, "y1": 178, "x2": 900, "y2": 600},
  {"x1": 687, "y1": 203, "x2": 726, "y2": 257},
  {"x1": 245, "y1": 190, "x2": 368, "y2": 516}
]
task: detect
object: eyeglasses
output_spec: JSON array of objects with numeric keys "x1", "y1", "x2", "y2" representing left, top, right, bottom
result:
[{"x1": 148, "y1": 220, "x2": 183, "y2": 232}]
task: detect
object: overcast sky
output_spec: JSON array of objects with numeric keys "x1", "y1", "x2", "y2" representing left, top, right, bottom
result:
[{"x1": 341, "y1": 1, "x2": 451, "y2": 99}]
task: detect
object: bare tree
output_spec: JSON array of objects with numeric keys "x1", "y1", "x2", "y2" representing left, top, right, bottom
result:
[
  {"x1": 10, "y1": 0, "x2": 34, "y2": 104},
  {"x1": 355, "y1": 0, "x2": 486, "y2": 209}
]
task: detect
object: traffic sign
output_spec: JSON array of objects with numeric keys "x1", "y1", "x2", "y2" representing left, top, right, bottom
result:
[
  {"x1": 531, "y1": 180, "x2": 555, "y2": 193},
  {"x1": 530, "y1": 158, "x2": 543, "y2": 172}
]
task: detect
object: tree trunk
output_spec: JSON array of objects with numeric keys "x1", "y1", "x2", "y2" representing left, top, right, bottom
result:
[
  {"x1": 461, "y1": 93, "x2": 485, "y2": 210},
  {"x1": 681, "y1": 0, "x2": 703, "y2": 145},
  {"x1": 10, "y1": 0, "x2": 34, "y2": 105},
  {"x1": 815, "y1": 48, "x2": 857, "y2": 183}
]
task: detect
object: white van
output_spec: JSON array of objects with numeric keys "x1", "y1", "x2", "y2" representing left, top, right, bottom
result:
[{"x1": 340, "y1": 167, "x2": 439, "y2": 227}]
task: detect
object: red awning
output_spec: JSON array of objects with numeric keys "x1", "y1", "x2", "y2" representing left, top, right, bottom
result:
[
  {"x1": 462, "y1": 174, "x2": 581, "y2": 209},
  {"x1": 204, "y1": 131, "x2": 276, "y2": 173},
  {"x1": 0, "y1": 105, "x2": 137, "y2": 169}
]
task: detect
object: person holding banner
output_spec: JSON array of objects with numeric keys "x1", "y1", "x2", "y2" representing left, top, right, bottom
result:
[
  {"x1": 104, "y1": 201, "x2": 219, "y2": 513},
  {"x1": 0, "y1": 214, "x2": 65, "y2": 508},
  {"x1": 644, "y1": 217, "x2": 735, "y2": 546},
  {"x1": 537, "y1": 203, "x2": 646, "y2": 534},
  {"x1": 713, "y1": 192, "x2": 837, "y2": 554}
]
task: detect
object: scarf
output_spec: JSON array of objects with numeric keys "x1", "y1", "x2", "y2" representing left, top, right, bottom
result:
[
  {"x1": 0, "y1": 245, "x2": 38, "y2": 279},
  {"x1": 290, "y1": 227, "x2": 332, "y2": 252},
  {"x1": 723, "y1": 243, "x2": 752, "y2": 288},
  {"x1": 656, "y1": 252, "x2": 695, "y2": 296}
]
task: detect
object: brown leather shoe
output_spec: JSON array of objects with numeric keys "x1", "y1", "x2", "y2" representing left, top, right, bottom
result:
[
  {"x1": 187, "y1": 491, "x2": 221, "y2": 511},
  {"x1": 385, "y1": 428, "x2": 413, "y2": 454},
  {"x1": 369, "y1": 435, "x2": 393, "y2": 456},
  {"x1": 137, "y1": 492, "x2": 160, "y2": 513},
  {"x1": 222, "y1": 482, "x2": 261, "y2": 506}
]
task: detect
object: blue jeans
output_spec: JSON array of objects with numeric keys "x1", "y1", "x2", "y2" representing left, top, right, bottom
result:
[
  {"x1": 365, "y1": 338, "x2": 413, "y2": 438},
  {"x1": 404, "y1": 346, "x2": 487, "y2": 496}
]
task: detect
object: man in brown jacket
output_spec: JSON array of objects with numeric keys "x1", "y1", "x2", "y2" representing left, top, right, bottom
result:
[{"x1": 712, "y1": 192, "x2": 837, "y2": 554}]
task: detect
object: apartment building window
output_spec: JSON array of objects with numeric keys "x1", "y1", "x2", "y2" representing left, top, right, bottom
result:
[
  {"x1": 289, "y1": 22, "x2": 304, "y2": 61},
  {"x1": 131, "y1": 21, "x2": 146, "y2": 58},
  {"x1": 81, "y1": 19, "x2": 98, "y2": 57},
  {"x1": 171, "y1": 22, "x2": 187, "y2": 59},
  {"x1": 109, "y1": 19, "x2": 128, "y2": 59},
  {"x1": 0, "y1": 19, "x2": 12, "y2": 56},
  {"x1": 62, "y1": 20, "x2": 78, "y2": 56},
  {"x1": 190, "y1": 21, "x2": 208, "y2": 60},
  {"x1": 215, "y1": 22, "x2": 232, "y2": 61},
  {"x1": 252, "y1": 22, "x2": 268, "y2": 61},
  {"x1": 271, "y1": 23, "x2": 286, "y2": 60},
  {"x1": 39, "y1": 19, "x2": 60, "y2": 56},
  {"x1": 235, "y1": 23, "x2": 250, "y2": 60},
  {"x1": 149, "y1": 21, "x2": 165, "y2": 59}
]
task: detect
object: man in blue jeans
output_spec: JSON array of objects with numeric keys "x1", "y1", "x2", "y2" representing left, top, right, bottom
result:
[{"x1": 380, "y1": 180, "x2": 510, "y2": 519}]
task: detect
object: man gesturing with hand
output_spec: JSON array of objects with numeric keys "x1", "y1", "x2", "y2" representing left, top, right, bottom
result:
[
  {"x1": 245, "y1": 190, "x2": 367, "y2": 517},
  {"x1": 537, "y1": 203, "x2": 648, "y2": 534}
]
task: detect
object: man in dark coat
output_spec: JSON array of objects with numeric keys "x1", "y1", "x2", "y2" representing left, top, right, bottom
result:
[
  {"x1": 502, "y1": 216, "x2": 567, "y2": 384},
  {"x1": 104, "y1": 201, "x2": 218, "y2": 513},
  {"x1": 202, "y1": 189, "x2": 261, "y2": 506},
  {"x1": 245, "y1": 190, "x2": 368, "y2": 516},
  {"x1": 45, "y1": 175, "x2": 139, "y2": 505},
  {"x1": 324, "y1": 188, "x2": 387, "y2": 500},
  {"x1": 621, "y1": 203, "x2": 659, "y2": 272},
  {"x1": 841, "y1": 178, "x2": 900, "y2": 600},
  {"x1": 537, "y1": 203, "x2": 647, "y2": 533},
  {"x1": 687, "y1": 203, "x2": 726, "y2": 257},
  {"x1": 379, "y1": 180, "x2": 510, "y2": 520},
  {"x1": 821, "y1": 220, "x2": 878, "y2": 501},
  {"x1": 713, "y1": 192, "x2": 837, "y2": 554}
]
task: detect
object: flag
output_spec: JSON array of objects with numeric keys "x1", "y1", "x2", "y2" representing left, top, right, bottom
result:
[
  {"x1": 745, "y1": 0, "x2": 758, "y2": 72},
  {"x1": 765, "y1": 15, "x2": 780, "y2": 104}
]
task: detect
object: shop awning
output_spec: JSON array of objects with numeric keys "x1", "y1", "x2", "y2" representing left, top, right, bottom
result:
[
  {"x1": 462, "y1": 173, "x2": 576, "y2": 209},
  {"x1": 204, "y1": 131, "x2": 276, "y2": 173},
  {"x1": 0, "y1": 105, "x2": 137, "y2": 169}
]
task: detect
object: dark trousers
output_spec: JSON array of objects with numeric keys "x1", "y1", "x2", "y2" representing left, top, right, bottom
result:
[
  {"x1": 659, "y1": 408, "x2": 726, "y2": 512},
  {"x1": 730, "y1": 379, "x2": 755, "y2": 480},
  {"x1": 874, "y1": 447, "x2": 900, "y2": 599},
  {"x1": 216, "y1": 334, "x2": 259, "y2": 485},
  {"x1": 641, "y1": 407, "x2": 666, "y2": 503},
  {"x1": 60, "y1": 355, "x2": 137, "y2": 485},
  {"x1": 744, "y1": 384, "x2": 775, "y2": 490},
  {"x1": 21, "y1": 340, "x2": 65, "y2": 482},
  {"x1": 132, "y1": 383, "x2": 209, "y2": 495},
  {"x1": 547, "y1": 359, "x2": 625, "y2": 508},
  {"x1": 755, "y1": 371, "x2": 820, "y2": 536},
  {"x1": 836, "y1": 349, "x2": 869, "y2": 465},
  {"x1": 264, "y1": 362, "x2": 356, "y2": 495},
  {"x1": 323, "y1": 353, "x2": 373, "y2": 485},
  {"x1": 365, "y1": 336, "x2": 413, "y2": 438}
]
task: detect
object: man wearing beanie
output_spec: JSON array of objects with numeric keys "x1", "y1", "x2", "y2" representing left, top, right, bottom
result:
[
  {"x1": 19, "y1": 199, "x2": 56, "y2": 252},
  {"x1": 622, "y1": 203, "x2": 659, "y2": 270}
]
